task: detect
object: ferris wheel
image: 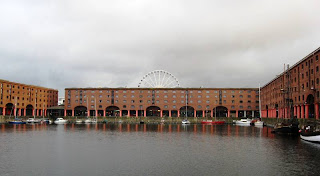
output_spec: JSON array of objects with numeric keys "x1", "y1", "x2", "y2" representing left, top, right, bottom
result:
[{"x1": 138, "y1": 70, "x2": 180, "y2": 88}]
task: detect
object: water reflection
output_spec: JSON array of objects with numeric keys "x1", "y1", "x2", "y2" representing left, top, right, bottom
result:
[
  {"x1": 0, "y1": 123, "x2": 276, "y2": 139},
  {"x1": 0, "y1": 123, "x2": 319, "y2": 176}
]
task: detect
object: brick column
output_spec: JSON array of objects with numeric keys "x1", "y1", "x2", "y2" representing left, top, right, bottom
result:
[
  {"x1": 64, "y1": 109, "x2": 66, "y2": 116},
  {"x1": 178, "y1": 110, "x2": 180, "y2": 117},
  {"x1": 169, "y1": 110, "x2": 171, "y2": 117},
  {"x1": 194, "y1": 110, "x2": 196, "y2": 117},
  {"x1": 297, "y1": 106, "x2": 300, "y2": 118},
  {"x1": 236, "y1": 110, "x2": 238, "y2": 118},
  {"x1": 72, "y1": 110, "x2": 74, "y2": 117},
  {"x1": 211, "y1": 110, "x2": 213, "y2": 117},
  {"x1": 2, "y1": 108, "x2": 5, "y2": 116},
  {"x1": 160, "y1": 110, "x2": 163, "y2": 117},
  {"x1": 294, "y1": 106, "x2": 297, "y2": 117},
  {"x1": 305, "y1": 105, "x2": 309, "y2": 119},
  {"x1": 144, "y1": 110, "x2": 146, "y2": 117},
  {"x1": 120, "y1": 110, "x2": 122, "y2": 117},
  {"x1": 301, "y1": 106, "x2": 305, "y2": 119},
  {"x1": 315, "y1": 103, "x2": 319, "y2": 120},
  {"x1": 103, "y1": 110, "x2": 106, "y2": 117},
  {"x1": 24, "y1": 109, "x2": 26, "y2": 116},
  {"x1": 202, "y1": 111, "x2": 205, "y2": 117},
  {"x1": 228, "y1": 110, "x2": 231, "y2": 118}
]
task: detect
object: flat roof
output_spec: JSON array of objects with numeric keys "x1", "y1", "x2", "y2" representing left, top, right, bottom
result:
[
  {"x1": 65, "y1": 87, "x2": 259, "y2": 90},
  {"x1": 0, "y1": 79, "x2": 58, "y2": 91}
]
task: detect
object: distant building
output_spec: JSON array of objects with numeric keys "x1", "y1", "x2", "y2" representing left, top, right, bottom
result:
[
  {"x1": 261, "y1": 47, "x2": 320, "y2": 119},
  {"x1": 64, "y1": 88, "x2": 259, "y2": 118},
  {"x1": 58, "y1": 97, "x2": 65, "y2": 105},
  {"x1": 0, "y1": 79, "x2": 58, "y2": 116}
]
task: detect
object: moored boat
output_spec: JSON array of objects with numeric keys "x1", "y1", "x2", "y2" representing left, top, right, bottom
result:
[
  {"x1": 235, "y1": 118, "x2": 252, "y2": 126},
  {"x1": 26, "y1": 118, "x2": 41, "y2": 124},
  {"x1": 300, "y1": 125, "x2": 320, "y2": 143},
  {"x1": 272, "y1": 122, "x2": 299, "y2": 135},
  {"x1": 182, "y1": 119, "x2": 190, "y2": 124},
  {"x1": 254, "y1": 120, "x2": 264, "y2": 127},
  {"x1": 54, "y1": 118, "x2": 68, "y2": 124},
  {"x1": 9, "y1": 118, "x2": 26, "y2": 124}
]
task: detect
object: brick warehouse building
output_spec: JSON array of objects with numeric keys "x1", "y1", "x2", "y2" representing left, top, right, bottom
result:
[
  {"x1": 261, "y1": 47, "x2": 320, "y2": 119},
  {"x1": 64, "y1": 88, "x2": 259, "y2": 118},
  {"x1": 0, "y1": 79, "x2": 58, "y2": 117}
]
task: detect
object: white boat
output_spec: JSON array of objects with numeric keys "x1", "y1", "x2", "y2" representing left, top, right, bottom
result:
[
  {"x1": 300, "y1": 125, "x2": 320, "y2": 143},
  {"x1": 75, "y1": 119, "x2": 83, "y2": 124},
  {"x1": 235, "y1": 118, "x2": 252, "y2": 126},
  {"x1": 254, "y1": 120, "x2": 264, "y2": 127},
  {"x1": 26, "y1": 118, "x2": 41, "y2": 124},
  {"x1": 84, "y1": 118, "x2": 92, "y2": 123},
  {"x1": 300, "y1": 132, "x2": 320, "y2": 143},
  {"x1": 182, "y1": 119, "x2": 190, "y2": 124},
  {"x1": 54, "y1": 118, "x2": 68, "y2": 124}
]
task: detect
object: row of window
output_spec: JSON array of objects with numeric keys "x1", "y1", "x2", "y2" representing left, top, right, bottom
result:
[
  {"x1": 67, "y1": 104, "x2": 258, "y2": 110},
  {"x1": 0, "y1": 84, "x2": 56, "y2": 94},
  {"x1": 72, "y1": 99, "x2": 259, "y2": 104},
  {"x1": 71, "y1": 90, "x2": 258, "y2": 94}
]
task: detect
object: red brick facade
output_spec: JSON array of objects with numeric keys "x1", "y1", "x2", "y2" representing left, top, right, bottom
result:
[
  {"x1": 0, "y1": 79, "x2": 58, "y2": 116},
  {"x1": 261, "y1": 47, "x2": 320, "y2": 119},
  {"x1": 65, "y1": 88, "x2": 259, "y2": 118}
]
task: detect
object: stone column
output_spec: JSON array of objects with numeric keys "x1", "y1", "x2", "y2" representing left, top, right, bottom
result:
[
  {"x1": 315, "y1": 103, "x2": 319, "y2": 120},
  {"x1": 297, "y1": 106, "x2": 301, "y2": 119},
  {"x1": 305, "y1": 105, "x2": 309, "y2": 119}
]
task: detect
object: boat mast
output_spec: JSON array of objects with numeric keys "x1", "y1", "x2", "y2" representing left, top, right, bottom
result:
[
  {"x1": 185, "y1": 90, "x2": 187, "y2": 119},
  {"x1": 34, "y1": 91, "x2": 36, "y2": 119},
  {"x1": 259, "y1": 84, "x2": 262, "y2": 118},
  {"x1": 87, "y1": 96, "x2": 89, "y2": 118},
  {"x1": 15, "y1": 96, "x2": 17, "y2": 119}
]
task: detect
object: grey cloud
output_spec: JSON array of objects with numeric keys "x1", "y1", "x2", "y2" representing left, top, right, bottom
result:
[{"x1": 0, "y1": 0, "x2": 320, "y2": 96}]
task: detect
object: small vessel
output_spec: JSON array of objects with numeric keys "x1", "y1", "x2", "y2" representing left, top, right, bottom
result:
[
  {"x1": 201, "y1": 119, "x2": 225, "y2": 125},
  {"x1": 272, "y1": 122, "x2": 299, "y2": 135},
  {"x1": 235, "y1": 118, "x2": 252, "y2": 126},
  {"x1": 300, "y1": 125, "x2": 320, "y2": 143},
  {"x1": 254, "y1": 120, "x2": 264, "y2": 127},
  {"x1": 54, "y1": 118, "x2": 68, "y2": 124},
  {"x1": 182, "y1": 119, "x2": 190, "y2": 124},
  {"x1": 84, "y1": 118, "x2": 92, "y2": 123},
  {"x1": 9, "y1": 118, "x2": 26, "y2": 124},
  {"x1": 75, "y1": 119, "x2": 83, "y2": 124},
  {"x1": 41, "y1": 118, "x2": 52, "y2": 124},
  {"x1": 26, "y1": 118, "x2": 41, "y2": 124}
]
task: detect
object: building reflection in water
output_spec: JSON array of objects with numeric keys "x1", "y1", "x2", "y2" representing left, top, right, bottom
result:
[{"x1": 0, "y1": 123, "x2": 276, "y2": 139}]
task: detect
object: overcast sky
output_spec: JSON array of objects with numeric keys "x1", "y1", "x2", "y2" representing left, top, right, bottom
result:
[{"x1": 1, "y1": 0, "x2": 320, "y2": 96}]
